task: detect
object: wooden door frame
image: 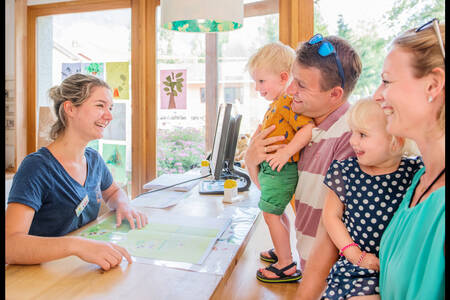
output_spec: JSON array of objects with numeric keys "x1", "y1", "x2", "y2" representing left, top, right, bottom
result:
[{"x1": 279, "y1": 0, "x2": 314, "y2": 49}]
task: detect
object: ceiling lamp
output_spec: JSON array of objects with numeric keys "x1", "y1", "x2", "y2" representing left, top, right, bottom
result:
[{"x1": 161, "y1": 0, "x2": 243, "y2": 33}]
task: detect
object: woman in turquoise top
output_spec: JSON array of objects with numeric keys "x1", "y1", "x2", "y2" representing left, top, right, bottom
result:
[{"x1": 374, "y1": 18, "x2": 445, "y2": 299}]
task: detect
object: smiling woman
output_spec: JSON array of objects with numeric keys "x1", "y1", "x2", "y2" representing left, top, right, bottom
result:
[
  {"x1": 5, "y1": 74, "x2": 148, "y2": 271},
  {"x1": 47, "y1": 74, "x2": 112, "y2": 141}
]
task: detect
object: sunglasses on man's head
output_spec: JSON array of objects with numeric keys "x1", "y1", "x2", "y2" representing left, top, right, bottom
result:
[
  {"x1": 415, "y1": 18, "x2": 445, "y2": 60},
  {"x1": 308, "y1": 33, "x2": 345, "y2": 89}
]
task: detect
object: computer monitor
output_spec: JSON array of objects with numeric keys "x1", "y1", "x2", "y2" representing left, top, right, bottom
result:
[
  {"x1": 209, "y1": 103, "x2": 232, "y2": 180},
  {"x1": 199, "y1": 104, "x2": 251, "y2": 194},
  {"x1": 223, "y1": 114, "x2": 242, "y2": 172}
]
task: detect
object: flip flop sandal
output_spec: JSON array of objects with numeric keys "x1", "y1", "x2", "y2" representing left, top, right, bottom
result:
[
  {"x1": 256, "y1": 262, "x2": 302, "y2": 283},
  {"x1": 259, "y1": 248, "x2": 278, "y2": 263}
]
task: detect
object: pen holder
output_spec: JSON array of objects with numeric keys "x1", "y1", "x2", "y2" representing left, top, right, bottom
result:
[
  {"x1": 223, "y1": 179, "x2": 239, "y2": 203},
  {"x1": 200, "y1": 160, "x2": 210, "y2": 176}
]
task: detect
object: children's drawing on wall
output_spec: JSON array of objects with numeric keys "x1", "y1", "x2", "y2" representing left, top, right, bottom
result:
[
  {"x1": 106, "y1": 62, "x2": 130, "y2": 99},
  {"x1": 82, "y1": 62, "x2": 105, "y2": 80},
  {"x1": 102, "y1": 102, "x2": 126, "y2": 141},
  {"x1": 160, "y1": 69, "x2": 186, "y2": 109},
  {"x1": 61, "y1": 63, "x2": 82, "y2": 80},
  {"x1": 102, "y1": 143, "x2": 127, "y2": 186}
]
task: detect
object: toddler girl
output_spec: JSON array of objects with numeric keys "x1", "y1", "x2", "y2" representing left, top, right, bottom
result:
[{"x1": 321, "y1": 98, "x2": 422, "y2": 299}]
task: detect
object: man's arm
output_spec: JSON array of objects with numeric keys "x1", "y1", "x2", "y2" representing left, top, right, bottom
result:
[
  {"x1": 244, "y1": 124, "x2": 286, "y2": 188},
  {"x1": 296, "y1": 219, "x2": 338, "y2": 300}
]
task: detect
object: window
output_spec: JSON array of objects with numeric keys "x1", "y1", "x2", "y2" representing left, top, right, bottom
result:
[
  {"x1": 35, "y1": 9, "x2": 133, "y2": 194},
  {"x1": 224, "y1": 87, "x2": 243, "y2": 104},
  {"x1": 200, "y1": 87, "x2": 206, "y2": 103},
  {"x1": 155, "y1": 9, "x2": 279, "y2": 175},
  {"x1": 218, "y1": 14, "x2": 279, "y2": 136},
  {"x1": 314, "y1": 0, "x2": 444, "y2": 103}
]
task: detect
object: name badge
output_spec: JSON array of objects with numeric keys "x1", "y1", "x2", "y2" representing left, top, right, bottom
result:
[
  {"x1": 75, "y1": 195, "x2": 89, "y2": 217},
  {"x1": 95, "y1": 183, "x2": 102, "y2": 203}
]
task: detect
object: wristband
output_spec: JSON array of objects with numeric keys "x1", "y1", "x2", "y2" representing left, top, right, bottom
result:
[
  {"x1": 339, "y1": 242, "x2": 359, "y2": 256},
  {"x1": 357, "y1": 251, "x2": 367, "y2": 266}
]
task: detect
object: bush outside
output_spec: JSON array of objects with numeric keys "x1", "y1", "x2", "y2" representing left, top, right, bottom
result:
[{"x1": 157, "y1": 127, "x2": 206, "y2": 176}]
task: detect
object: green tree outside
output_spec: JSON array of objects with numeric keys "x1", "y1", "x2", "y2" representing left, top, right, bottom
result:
[{"x1": 313, "y1": 0, "x2": 444, "y2": 101}]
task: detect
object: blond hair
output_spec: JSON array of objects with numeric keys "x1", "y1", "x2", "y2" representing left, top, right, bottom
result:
[
  {"x1": 347, "y1": 98, "x2": 420, "y2": 157},
  {"x1": 246, "y1": 42, "x2": 296, "y2": 75},
  {"x1": 392, "y1": 22, "x2": 445, "y2": 132},
  {"x1": 48, "y1": 73, "x2": 110, "y2": 140}
]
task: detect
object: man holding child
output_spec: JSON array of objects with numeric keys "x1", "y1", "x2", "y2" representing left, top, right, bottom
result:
[{"x1": 245, "y1": 34, "x2": 362, "y2": 298}]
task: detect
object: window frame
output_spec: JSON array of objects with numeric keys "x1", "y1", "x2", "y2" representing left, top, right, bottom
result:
[{"x1": 17, "y1": 0, "x2": 312, "y2": 198}]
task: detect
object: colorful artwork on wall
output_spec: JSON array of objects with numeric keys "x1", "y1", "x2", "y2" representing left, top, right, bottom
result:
[
  {"x1": 61, "y1": 63, "x2": 82, "y2": 80},
  {"x1": 82, "y1": 62, "x2": 105, "y2": 80},
  {"x1": 102, "y1": 102, "x2": 126, "y2": 141},
  {"x1": 102, "y1": 143, "x2": 127, "y2": 186},
  {"x1": 160, "y1": 69, "x2": 187, "y2": 109},
  {"x1": 106, "y1": 62, "x2": 130, "y2": 99}
]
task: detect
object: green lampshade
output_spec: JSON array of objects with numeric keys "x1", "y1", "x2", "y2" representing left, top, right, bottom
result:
[{"x1": 161, "y1": 0, "x2": 243, "y2": 33}]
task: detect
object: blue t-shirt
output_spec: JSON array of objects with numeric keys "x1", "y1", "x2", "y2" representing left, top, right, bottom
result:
[{"x1": 8, "y1": 147, "x2": 113, "y2": 237}]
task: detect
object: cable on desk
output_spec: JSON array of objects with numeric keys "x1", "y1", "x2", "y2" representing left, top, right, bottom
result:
[{"x1": 134, "y1": 173, "x2": 211, "y2": 199}]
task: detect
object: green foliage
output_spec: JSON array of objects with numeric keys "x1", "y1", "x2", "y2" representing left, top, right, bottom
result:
[
  {"x1": 385, "y1": 0, "x2": 445, "y2": 36},
  {"x1": 314, "y1": 5, "x2": 329, "y2": 35},
  {"x1": 334, "y1": 17, "x2": 388, "y2": 99},
  {"x1": 157, "y1": 127, "x2": 206, "y2": 176},
  {"x1": 257, "y1": 15, "x2": 279, "y2": 44},
  {"x1": 351, "y1": 31, "x2": 389, "y2": 99},
  {"x1": 316, "y1": 0, "x2": 445, "y2": 100},
  {"x1": 85, "y1": 63, "x2": 103, "y2": 74},
  {"x1": 218, "y1": 33, "x2": 230, "y2": 57},
  {"x1": 337, "y1": 14, "x2": 351, "y2": 38},
  {"x1": 162, "y1": 72, "x2": 185, "y2": 96}
]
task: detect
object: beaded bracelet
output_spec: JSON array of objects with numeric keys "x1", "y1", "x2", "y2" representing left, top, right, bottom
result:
[
  {"x1": 357, "y1": 251, "x2": 367, "y2": 266},
  {"x1": 339, "y1": 242, "x2": 359, "y2": 256}
]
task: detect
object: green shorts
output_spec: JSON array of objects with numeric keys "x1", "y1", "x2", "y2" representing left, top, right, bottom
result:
[{"x1": 258, "y1": 161, "x2": 299, "y2": 215}]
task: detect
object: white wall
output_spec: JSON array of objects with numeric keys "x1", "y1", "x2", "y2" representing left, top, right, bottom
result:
[
  {"x1": 5, "y1": 0, "x2": 14, "y2": 79},
  {"x1": 5, "y1": 0, "x2": 16, "y2": 169}
]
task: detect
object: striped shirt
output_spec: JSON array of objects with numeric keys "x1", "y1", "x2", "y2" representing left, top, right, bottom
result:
[{"x1": 294, "y1": 101, "x2": 355, "y2": 269}]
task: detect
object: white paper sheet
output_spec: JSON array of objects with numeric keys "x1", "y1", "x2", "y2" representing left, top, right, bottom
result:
[{"x1": 132, "y1": 190, "x2": 188, "y2": 208}]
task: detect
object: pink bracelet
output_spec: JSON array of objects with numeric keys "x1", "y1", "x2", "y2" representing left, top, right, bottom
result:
[
  {"x1": 357, "y1": 251, "x2": 367, "y2": 266},
  {"x1": 339, "y1": 242, "x2": 359, "y2": 256}
]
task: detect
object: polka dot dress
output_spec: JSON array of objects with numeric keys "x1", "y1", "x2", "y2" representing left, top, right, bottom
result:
[{"x1": 321, "y1": 157, "x2": 423, "y2": 300}]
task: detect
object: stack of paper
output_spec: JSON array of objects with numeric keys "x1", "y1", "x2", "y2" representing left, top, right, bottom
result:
[
  {"x1": 143, "y1": 171, "x2": 203, "y2": 192},
  {"x1": 132, "y1": 190, "x2": 186, "y2": 208}
]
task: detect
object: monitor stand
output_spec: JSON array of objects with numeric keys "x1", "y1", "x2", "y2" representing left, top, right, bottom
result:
[{"x1": 198, "y1": 166, "x2": 251, "y2": 195}]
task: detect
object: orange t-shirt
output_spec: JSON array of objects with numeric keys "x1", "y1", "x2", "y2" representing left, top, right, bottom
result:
[{"x1": 261, "y1": 94, "x2": 313, "y2": 162}]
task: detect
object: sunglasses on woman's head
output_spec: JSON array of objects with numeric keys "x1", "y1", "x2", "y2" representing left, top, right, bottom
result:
[
  {"x1": 308, "y1": 33, "x2": 346, "y2": 89},
  {"x1": 415, "y1": 18, "x2": 445, "y2": 60}
]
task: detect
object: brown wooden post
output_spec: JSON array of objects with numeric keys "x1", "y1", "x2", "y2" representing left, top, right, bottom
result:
[
  {"x1": 15, "y1": 0, "x2": 28, "y2": 171},
  {"x1": 131, "y1": 0, "x2": 158, "y2": 198},
  {"x1": 279, "y1": 0, "x2": 314, "y2": 50},
  {"x1": 205, "y1": 33, "x2": 218, "y2": 153}
]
